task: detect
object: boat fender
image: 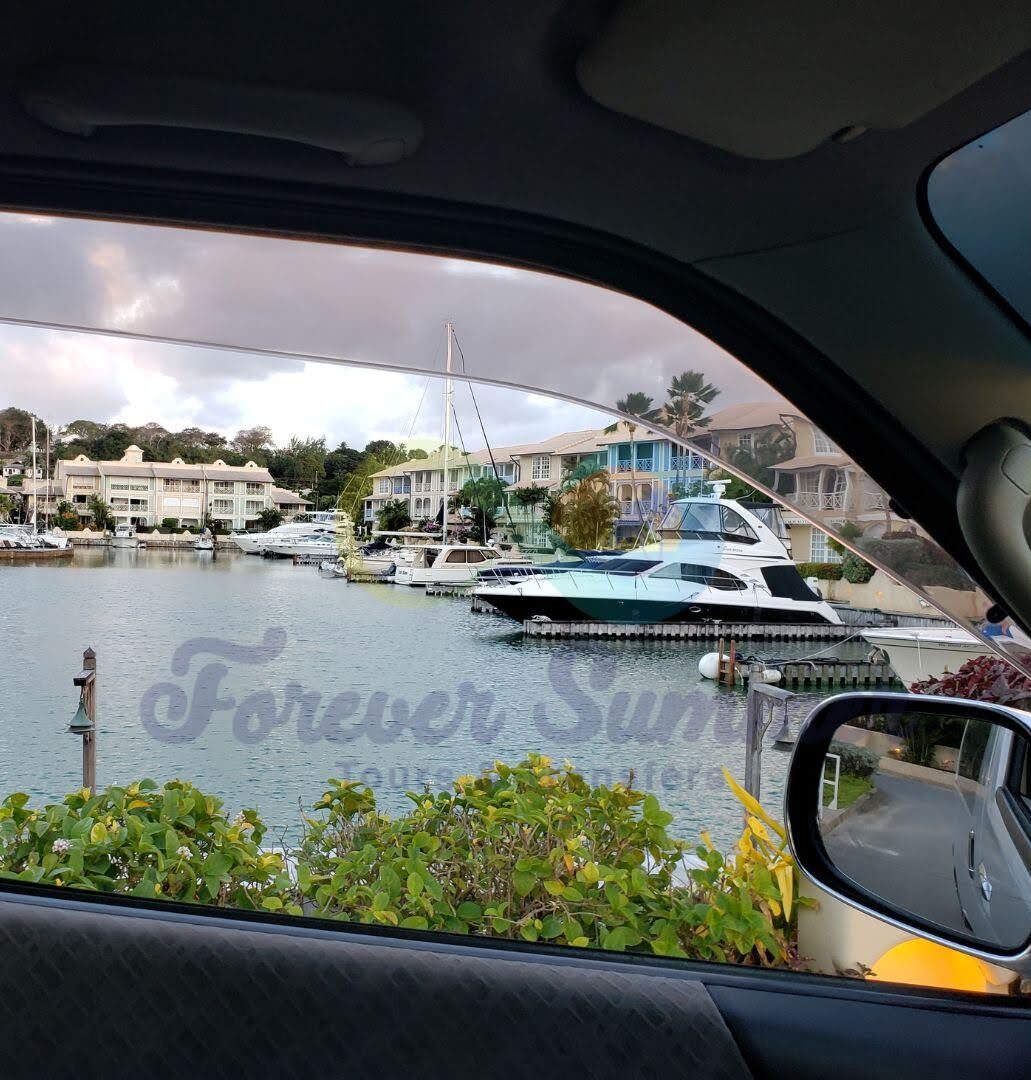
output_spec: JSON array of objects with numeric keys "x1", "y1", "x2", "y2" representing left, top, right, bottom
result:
[
  {"x1": 531, "y1": 614, "x2": 552, "y2": 622},
  {"x1": 757, "y1": 667, "x2": 782, "y2": 684},
  {"x1": 698, "y1": 652, "x2": 722, "y2": 680}
]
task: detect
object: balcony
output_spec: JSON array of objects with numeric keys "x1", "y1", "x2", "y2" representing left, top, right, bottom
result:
[
  {"x1": 669, "y1": 455, "x2": 698, "y2": 471},
  {"x1": 634, "y1": 457, "x2": 654, "y2": 472},
  {"x1": 863, "y1": 491, "x2": 889, "y2": 510},
  {"x1": 615, "y1": 460, "x2": 633, "y2": 473},
  {"x1": 794, "y1": 491, "x2": 846, "y2": 511}
]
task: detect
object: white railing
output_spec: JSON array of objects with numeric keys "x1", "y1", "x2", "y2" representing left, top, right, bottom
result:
[
  {"x1": 820, "y1": 753, "x2": 841, "y2": 818},
  {"x1": 863, "y1": 491, "x2": 889, "y2": 510},
  {"x1": 795, "y1": 491, "x2": 846, "y2": 511}
]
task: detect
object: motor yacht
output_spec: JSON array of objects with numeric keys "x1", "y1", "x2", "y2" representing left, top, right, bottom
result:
[
  {"x1": 230, "y1": 509, "x2": 349, "y2": 555},
  {"x1": 262, "y1": 532, "x2": 340, "y2": 559},
  {"x1": 394, "y1": 543, "x2": 532, "y2": 586},
  {"x1": 111, "y1": 523, "x2": 138, "y2": 548},
  {"x1": 473, "y1": 484, "x2": 840, "y2": 624}
]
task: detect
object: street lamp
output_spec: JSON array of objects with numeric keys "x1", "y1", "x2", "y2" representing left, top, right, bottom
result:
[{"x1": 69, "y1": 647, "x2": 96, "y2": 793}]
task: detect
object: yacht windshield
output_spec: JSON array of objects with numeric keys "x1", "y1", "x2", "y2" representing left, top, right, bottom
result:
[{"x1": 659, "y1": 502, "x2": 759, "y2": 543}]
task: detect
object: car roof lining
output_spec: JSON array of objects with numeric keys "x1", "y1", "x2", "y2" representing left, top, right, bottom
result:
[
  {"x1": 0, "y1": 2, "x2": 1030, "y2": 611},
  {"x1": 577, "y1": 0, "x2": 1031, "y2": 160}
]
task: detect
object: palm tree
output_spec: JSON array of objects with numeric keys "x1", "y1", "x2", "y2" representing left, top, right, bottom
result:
[
  {"x1": 660, "y1": 371, "x2": 720, "y2": 492},
  {"x1": 604, "y1": 392, "x2": 662, "y2": 537},
  {"x1": 550, "y1": 468, "x2": 618, "y2": 550}
]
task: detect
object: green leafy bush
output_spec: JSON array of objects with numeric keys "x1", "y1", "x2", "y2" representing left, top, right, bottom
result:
[
  {"x1": 829, "y1": 740, "x2": 880, "y2": 778},
  {"x1": 840, "y1": 552, "x2": 875, "y2": 583},
  {"x1": 160, "y1": 517, "x2": 180, "y2": 530},
  {"x1": 796, "y1": 562, "x2": 842, "y2": 581},
  {"x1": 857, "y1": 535, "x2": 974, "y2": 591},
  {"x1": 0, "y1": 759, "x2": 805, "y2": 969},
  {"x1": 0, "y1": 780, "x2": 294, "y2": 910}
]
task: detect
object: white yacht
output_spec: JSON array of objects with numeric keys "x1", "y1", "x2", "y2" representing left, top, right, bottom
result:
[
  {"x1": 394, "y1": 543, "x2": 532, "y2": 586},
  {"x1": 111, "y1": 523, "x2": 138, "y2": 549},
  {"x1": 473, "y1": 484, "x2": 840, "y2": 625},
  {"x1": 860, "y1": 625, "x2": 1031, "y2": 686},
  {"x1": 230, "y1": 510, "x2": 349, "y2": 555},
  {"x1": 262, "y1": 532, "x2": 340, "y2": 559},
  {"x1": 194, "y1": 531, "x2": 215, "y2": 552}
]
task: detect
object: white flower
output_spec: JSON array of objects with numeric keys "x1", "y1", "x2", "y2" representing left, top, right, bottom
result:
[
  {"x1": 176, "y1": 845, "x2": 191, "y2": 859},
  {"x1": 52, "y1": 838, "x2": 72, "y2": 855}
]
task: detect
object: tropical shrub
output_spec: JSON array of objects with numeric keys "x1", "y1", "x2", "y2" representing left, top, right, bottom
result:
[
  {"x1": 796, "y1": 562, "x2": 843, "y2": 581},
  {"x1": 0, "y1": 780, "x2": 293, "y2": 911},
  {"x1": 160, "y1": 516, "x2": 180, "y2": 530},
  {"x1": 857, "y1": 534, "x2": 974, "y2": 591},
  {"x1": 910, "y1": 654, "x2": 1031, "y2": 706},
  {"x1": 0, "y1": 759, "x2": 805, "y2": 969},
  {"x1": 840, "y1": 552, "x2": 875, "y2": 583},
  {"x1": 828, "y1": 740, "x2": 880, "y2": 778}
]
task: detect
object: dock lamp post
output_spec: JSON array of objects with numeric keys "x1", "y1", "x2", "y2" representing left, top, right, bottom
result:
[{"x1": 69, "y1": 647, "x2": 97, "y2": 794}]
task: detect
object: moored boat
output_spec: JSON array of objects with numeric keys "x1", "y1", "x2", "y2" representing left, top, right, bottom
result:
[{"x1": 473, "y1": 484, "x2": 840, "y2": 625}]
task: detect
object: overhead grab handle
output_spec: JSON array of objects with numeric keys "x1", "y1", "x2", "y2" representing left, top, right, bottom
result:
[
  {"x1": 21, "y1": 64, "x2": 423, "y2": 165},
  {"x1": 957, "y1": 419, "x2": 1031, "y2": 632}
]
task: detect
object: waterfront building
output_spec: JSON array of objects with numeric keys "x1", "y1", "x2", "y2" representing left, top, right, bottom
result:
[
  {"x1": 595, "y1": 422, "x2": 707, "y2": 542},
  {"x1": 272, "y1": 487, "x2": 314, "y2": 520},
  {"x1": 702, "y1": 402, "x2": 899, "y2": 562},
  {"x1": 55, "y1": 445, "x2": 276, "y2": 530}
]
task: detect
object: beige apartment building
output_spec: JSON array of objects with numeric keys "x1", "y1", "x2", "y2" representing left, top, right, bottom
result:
[
  {"x1": 704, "y1": 402, "x2": 898, "y2": 563},
  {"x1": 55, "y1": 445, "x2": 276, "y2": 530}
]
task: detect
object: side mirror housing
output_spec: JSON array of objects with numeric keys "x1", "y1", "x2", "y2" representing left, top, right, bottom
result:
[{"x1": 786, "y1": 692, "x2": 1031, "y2": 975}]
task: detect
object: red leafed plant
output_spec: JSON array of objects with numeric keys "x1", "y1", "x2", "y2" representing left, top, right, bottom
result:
[{"x1": 910, "y1": 653, "x2": 1031, "y2": 708}]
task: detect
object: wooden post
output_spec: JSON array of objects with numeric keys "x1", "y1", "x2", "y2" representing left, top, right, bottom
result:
[
  {"x1": 743, "y1": 680, "x2": 796, "y2": 806},
  {"x1": 73, "y1": 647, "x2": 97, "y2": 794}
]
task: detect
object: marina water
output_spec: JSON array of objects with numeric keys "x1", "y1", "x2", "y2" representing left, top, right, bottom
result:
[{"x1": 1, "y1": 550, "x2": 866, "y2": 849}]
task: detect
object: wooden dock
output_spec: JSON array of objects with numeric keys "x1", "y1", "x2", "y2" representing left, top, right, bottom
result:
[
  {"x1": 744, "y1": 659, "x2": 900, "y2": 689},
  {"x1": 521, "y1": 620, "x2": 863, "y2": 642},
  {"x1": 470, "y1": 595, "x2": 502, "y2": 614},
  {"x1": 426, "y1": 584, "x2": 474, "y2": 597},
  {"x1": 0, "y1": 546, "x2": 74, "y2": 561}
]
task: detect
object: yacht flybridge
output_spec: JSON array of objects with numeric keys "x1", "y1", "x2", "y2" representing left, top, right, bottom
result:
[{"x1": 473, "y1": 483, "x2": 841, "y2": 625}]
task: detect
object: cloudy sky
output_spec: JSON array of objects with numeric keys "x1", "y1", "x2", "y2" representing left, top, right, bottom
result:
[{"x1": 0, "y1": 211, "x2": 782, "y2": 450}]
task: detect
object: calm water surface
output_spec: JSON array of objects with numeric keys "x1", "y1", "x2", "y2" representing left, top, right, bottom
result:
[{"x1": 0, "y1": 550, "x2": 867, "y2": 849}]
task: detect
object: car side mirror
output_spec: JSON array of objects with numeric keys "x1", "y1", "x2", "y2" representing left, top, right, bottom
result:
[{"x1": 786, "y1": 692, "x2": 1031, "y2": 974}]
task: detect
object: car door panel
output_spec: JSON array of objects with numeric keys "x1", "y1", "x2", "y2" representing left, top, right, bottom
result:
[{"x1": 1, "y1": 891, "x2": 1028, "y2": 1080}]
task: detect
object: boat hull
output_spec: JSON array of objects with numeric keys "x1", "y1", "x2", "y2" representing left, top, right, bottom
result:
[
  {"x1": 477, "y1": 591, "x2": 836, "y2": 625},
  {"x1": 862, "y1": 628, "x2": 987, "y2": 686}
]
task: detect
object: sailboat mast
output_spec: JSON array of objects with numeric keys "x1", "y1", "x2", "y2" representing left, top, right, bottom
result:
[
  {"x1": 441, "y1": 321, "x2": 453, "y2": 544},
  {"x1": 30, "y1": 416, "x2": 37, "y2": 529},
  {"x1": 45, "y1": 423, "x2": 51, "y2": 528}
]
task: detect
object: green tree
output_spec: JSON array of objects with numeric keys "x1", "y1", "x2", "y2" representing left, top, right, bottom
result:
[
  {"x1": 456, "y1": 476, "x2": 505, "y2": 544},
  {"x1": 256, "y1": 507, "x2": 284, "y2": 531},
  {"x1": 232, "y1": 425, "x2": 275, "y2": 458},
  {"x1": 550, "y1": 469, "x2": 618, "y2": 550},
  {"x1": 0, "y1": 493, "x2": 12, "y2": 522},
  {"x1": 376, "y1": 498, "x2": 412, "y2": 532},
  {"x1": 86, "y1": 493, "x2": 114, "y2": 531},
  {"x1": 513, "y1": 483, "x2": 549, "y2": 544},
  {"x1": 55, "y1": 500, "x2": 80, "y2": 531},
  {"x1": 660, "y1": 371, "x2": 720, "y2": 491},
  {"x1": 605, "y1": 393, "x2": 662, "y2": 531},
  {"x1": 724, "y1": 427, "x2": 795, "y2": 489}
]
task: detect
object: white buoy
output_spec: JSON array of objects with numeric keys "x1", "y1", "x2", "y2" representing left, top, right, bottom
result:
[
  {"x1": 698, "y1": 652, "x2": 722, "y2": 680},
  {"x1": 757, "y1": 667, "x2": 782, "y2": 684}
]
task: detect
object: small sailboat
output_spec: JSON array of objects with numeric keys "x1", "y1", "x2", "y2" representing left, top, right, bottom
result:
[{"x1": 194, "y1": 530, "x2": 215, "y2": 552}]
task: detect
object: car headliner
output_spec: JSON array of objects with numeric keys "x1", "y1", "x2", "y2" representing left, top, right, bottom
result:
[{"x1": 1, "y1": 2, "x2": 1030, "y2": 589}]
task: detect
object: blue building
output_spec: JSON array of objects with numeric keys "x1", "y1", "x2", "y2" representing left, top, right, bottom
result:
[{"x1": 597, "y1": 423, "x2": 707, "y2": 541}]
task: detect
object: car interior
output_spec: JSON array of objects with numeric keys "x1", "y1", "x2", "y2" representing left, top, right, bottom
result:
[{"x1": 2, "y1": 3, "x2": 1031, "y2": 1076}]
